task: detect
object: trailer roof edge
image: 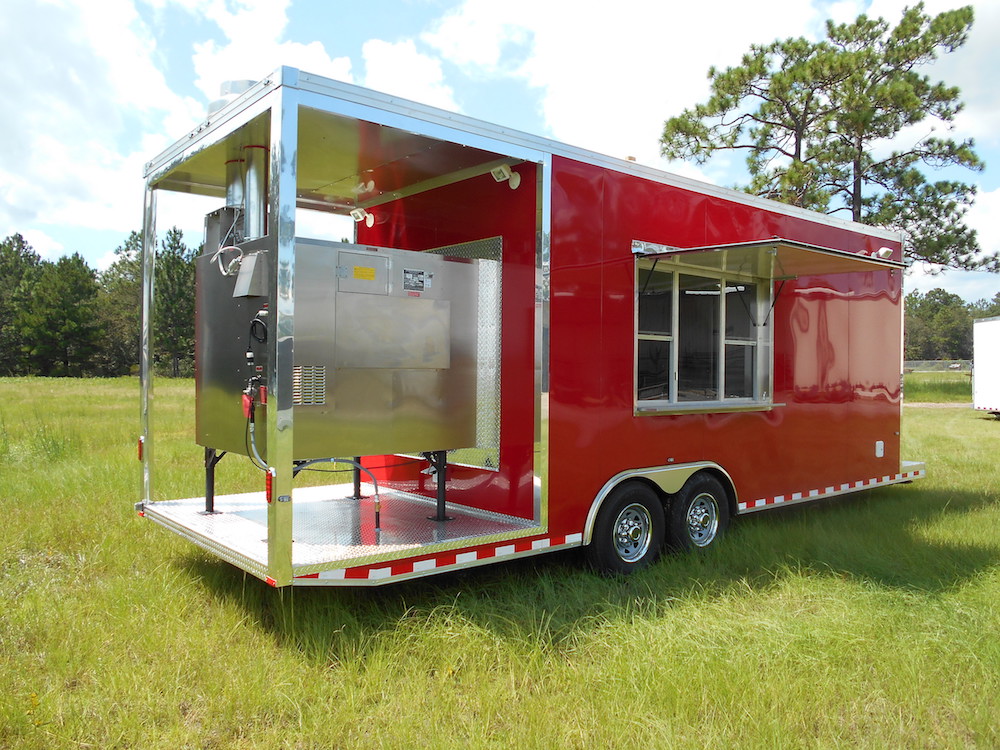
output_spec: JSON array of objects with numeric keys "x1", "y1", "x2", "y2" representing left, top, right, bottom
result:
[{"x1": 146, "y1": 65, "x2": 904, "y2": 245}]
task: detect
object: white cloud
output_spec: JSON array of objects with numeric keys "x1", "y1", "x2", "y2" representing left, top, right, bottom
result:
[
  {"x1": 20, "y1": 229, "x2": 65, "y2": 261},
  {"x1": 905, "y1": 265, "x2": 1000, "y2": 303},
  {"x1": 0, "y1": 0, "x2": 354, "y2": 264},
  {"x1": 0, "y1": 0, "x2": 203, "y2": 255},
  {"x1": 188, "y1": 0, "x2": 352, "y2": 101},
  {"x1": 422, "y1": 0, "x2": 999, "y2": 178},
  {"x1": 423, "y1": 0, "x2": 823, "y2": 167},
  {"x1": 825, "y1": 1, "x2": 866, "y2": 24},
  {"x1": 361, "y1": 39, "x2": 459, "y2": 111},
  {"x1": 421, "y1": 1, "x2": 531, "y2": 71},
  {"x1": 966, "y1": 185, "x2": 1000, "y2": 256},
  {"x1": 95, "y1": 250, "x2": 120, "y2": 272}
]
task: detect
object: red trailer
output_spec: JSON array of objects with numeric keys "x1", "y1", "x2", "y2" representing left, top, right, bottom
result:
[{"x1": 137, "y1": 67, "x2": 924, "y2": 586}]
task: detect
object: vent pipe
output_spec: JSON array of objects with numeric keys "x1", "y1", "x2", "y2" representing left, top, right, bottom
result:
[
  {"x1": 242, "y1": 145, "x2": 268, "y2": 240},
  {"x1": 207, "y1": 79, "x2": 255, "y2": 116}
]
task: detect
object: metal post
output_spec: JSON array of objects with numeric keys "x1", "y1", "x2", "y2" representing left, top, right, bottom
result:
[
  {"x1": 139, "y1": 186, "x2": 157, "y2": 509},
  {"x1": 202, "y1": 448, "x2": 225, "y2": 514},
  {"x1": 428, "y1": 450, "x2": 452, "y2": 522},
  {"x1": 351, "y1": 456, "x2": 362, "y2": 499},
  {"x1": 265, "y1": 73, "x2": 300, "y2": 587}
]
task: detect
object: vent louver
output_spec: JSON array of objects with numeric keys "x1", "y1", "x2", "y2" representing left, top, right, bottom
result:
[{"x1": 292, "y1": 365, "x2": 326, "y2": 405}]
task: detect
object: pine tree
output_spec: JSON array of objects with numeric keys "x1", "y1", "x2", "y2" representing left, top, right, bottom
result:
[
  {"x1": 94, "y1": 231, "x2": 143, "y2": 376},
  {"x1": 153, "y1": 227, "x2": 197, "y2": 377},
  {"x1": 0, "y1": 234, "x2": 41, "y2": 375},
  {"x1": 660, "y1": 3, "x2": 992, "y2": 271},
  {"x1": 17, "y1": 254, "x2": 102, "y2": 376}
]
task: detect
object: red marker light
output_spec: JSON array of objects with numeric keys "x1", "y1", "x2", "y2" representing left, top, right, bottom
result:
[
  {"x1": 138, "y1": 435, "x2": 145, "y2": 461},
  {"x1": 266, "y1": 467, "x2": 276, "y2": 503}
]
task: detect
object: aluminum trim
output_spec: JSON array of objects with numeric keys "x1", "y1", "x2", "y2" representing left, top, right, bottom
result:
[
  {"x1": 736, "y1": 468, "x2": 927, "y2": 514},
  {"x1": 265, "y1": 86, "x2": 298, "y2": 586},
  {"x1": 535, "y1": 153, "x2": 552, "y2": 525},
  {"x1": 635, "y1": 402, "x2": 784, "y2": 416},
  {"x1": 139, "y1": 188, "x2": 156, "y2": 505},
  {"x1": 142, "y1": 509, "x2": 269, "y2": 581},
  {"x1": 636, "y1": 237, "x2": 907, "y2": 274}
]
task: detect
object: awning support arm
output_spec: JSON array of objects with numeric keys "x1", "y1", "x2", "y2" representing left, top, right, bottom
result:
[{"x1": 763, "y1": 280, "x2": 786, "y2": 328}]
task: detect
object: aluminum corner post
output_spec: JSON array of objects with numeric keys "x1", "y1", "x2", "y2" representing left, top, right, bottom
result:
[
  {"x1": 140, "y1": 186, "x2": 157, "y2": 506},
  {"x1": 266, "y1": 84, "x2": 299, "y2": 586},
  {"x1": 535, "y1": 154, "x2": 552, "y2": 526}
]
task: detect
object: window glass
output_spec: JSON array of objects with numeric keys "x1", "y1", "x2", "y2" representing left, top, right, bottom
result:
[
  {"x1": 637, "y1": 339, "x2": 672, "y2": 400},
  {"x1": 637, "y1": 265, "x2": 672, "y2": 335},
  {"x1": 725, "y1": 344, "x2": 755, "y2": 398},
  {"x1": 677, "y1": 275, "x2": 719, "y2": 402},
  {"x1": 725, "y1": 283, "x2": 756, "y2": 340},
  {"x1": 635, "y1": 256, "x2": 770, "y2": 410}
]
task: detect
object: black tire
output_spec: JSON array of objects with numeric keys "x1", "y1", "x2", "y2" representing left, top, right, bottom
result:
[
  {"x1": 666, "y1": 473, "x2": 730, "y2": 552},
  {"x1": 586, "y1": 481, "x2": 665, "y2": 575}
]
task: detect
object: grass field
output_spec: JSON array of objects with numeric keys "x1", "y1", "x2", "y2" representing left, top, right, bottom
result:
[
  {"x1": 903, "y1": 371, "x2": 973, "y2": 403},
  {"x1": 1, "y1": 378, "x2": 998, "y2": 748}
]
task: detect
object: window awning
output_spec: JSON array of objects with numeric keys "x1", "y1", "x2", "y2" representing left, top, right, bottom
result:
[{"x1": 632, "y1": 238, "x2": 905, "y2": 280}]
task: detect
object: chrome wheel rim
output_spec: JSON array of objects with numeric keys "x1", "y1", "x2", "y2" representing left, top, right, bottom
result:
[
  {"x1": 687, "y1": 493, "x2": 719, "y2": 547},
  {"x1": 613, "y1": 503, "x2": 653, "y2": 563}
]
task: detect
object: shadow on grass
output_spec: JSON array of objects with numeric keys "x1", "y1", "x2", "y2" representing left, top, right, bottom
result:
[{"x1": 178, "y1": 481, "x2": 999, "y2": 661}]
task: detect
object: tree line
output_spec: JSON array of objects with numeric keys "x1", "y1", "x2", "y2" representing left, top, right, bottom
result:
[
  {"x1": 905, "y1": 287, "x2": 1000, "y2": 361},
  {"x1": 0, "y1": 230, "x2": 997, "y2": 378},
  {"x1": 0, "y1": 230, "x2": 195, "y2": 378}
]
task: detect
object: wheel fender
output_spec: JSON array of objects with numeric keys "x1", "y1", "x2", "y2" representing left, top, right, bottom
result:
[{"x1": 583, "y1": 462, "x2": 737, "y2": 545}]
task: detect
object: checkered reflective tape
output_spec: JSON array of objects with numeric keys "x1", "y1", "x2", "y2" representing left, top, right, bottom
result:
[
  {"x1": 295, "y1": 533, "x2": 585, "y2": 582},
  {"x1": 737, "y1": 469, "x2": 926, "y2": 512}
]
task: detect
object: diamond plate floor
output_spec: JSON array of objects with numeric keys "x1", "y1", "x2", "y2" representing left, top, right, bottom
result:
[{"x1": 144, "y1": 483, "x2": 538, "y2": 569}]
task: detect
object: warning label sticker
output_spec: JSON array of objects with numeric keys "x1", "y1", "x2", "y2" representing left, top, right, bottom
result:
[
  {"x1": 353, "y1": 266, "x2": 377, "y2": 281},
  {"x1": 403, "y1": 268, "x2": 426, "y2": 292}
]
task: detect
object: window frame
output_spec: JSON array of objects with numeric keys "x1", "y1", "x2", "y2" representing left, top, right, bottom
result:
[{"x1": 634, "y1": 256, "x2": 774, "y2": 415}]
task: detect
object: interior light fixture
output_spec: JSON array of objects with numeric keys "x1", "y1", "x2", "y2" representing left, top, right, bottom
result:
[
  {"x1": 490, "y1": 164, "x2": 521, "y2": 190},
  {"x1": 350, "y1": 207, "x2": 375, "y2": 228}
]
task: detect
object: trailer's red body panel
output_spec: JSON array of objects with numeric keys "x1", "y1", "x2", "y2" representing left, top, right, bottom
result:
[
  {"x1": 546, "y1": 157, "x2": 902, "y2": 533},
  {"x1": 360, "y1": 163, "x2": 540, "y2": 520},
  {"x1": 356, "y1": 154, "x2": 903, "y2": 536}
]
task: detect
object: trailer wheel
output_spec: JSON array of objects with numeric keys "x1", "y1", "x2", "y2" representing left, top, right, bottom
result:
[
  {"x1": 586, "y1": 482, "x2": 665, "y2": 575},
  {"x1": 667, "y1": 473, "x2": 730, "y2": 552}
]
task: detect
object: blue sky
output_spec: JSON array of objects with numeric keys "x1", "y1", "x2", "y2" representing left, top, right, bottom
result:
[{"x1": 3, "y1": 0, "x2": 999, "y2": 302}]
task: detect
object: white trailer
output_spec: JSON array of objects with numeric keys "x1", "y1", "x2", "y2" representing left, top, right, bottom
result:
[{"x1": 973, "y1": 316, "x2": 1000, "y2": 415}]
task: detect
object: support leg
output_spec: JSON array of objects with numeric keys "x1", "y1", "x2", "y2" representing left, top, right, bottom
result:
[
  {"x1": 351, "y1": 456, "x2": 363, "y2": 500},
  {"x1": 426, "y1": 450, "x2": 453, "y2": 522},
  {"x1": 202, "y1": 447, "x2": 226, "y2": 515}
]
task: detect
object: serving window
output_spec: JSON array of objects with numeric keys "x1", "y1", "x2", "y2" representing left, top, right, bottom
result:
[
  {"x1": 632, "y1": 236, "x2": 905, "y2": 415},
  {"x1": 636, "y1": 259, "x2": 771, "y2": 413}
]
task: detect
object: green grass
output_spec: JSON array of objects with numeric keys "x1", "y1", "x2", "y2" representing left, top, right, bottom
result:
[
  {"x1": 1, "y1": 377, "x2": 999, "y2": 748},
  {"x1": 904, "y1": 370, "x2": 973, "y2": 403}
]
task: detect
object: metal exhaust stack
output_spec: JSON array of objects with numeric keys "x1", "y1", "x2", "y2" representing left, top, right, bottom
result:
[{"x1": 242, "y1": 144, "x2": 268, "y2": 240}]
